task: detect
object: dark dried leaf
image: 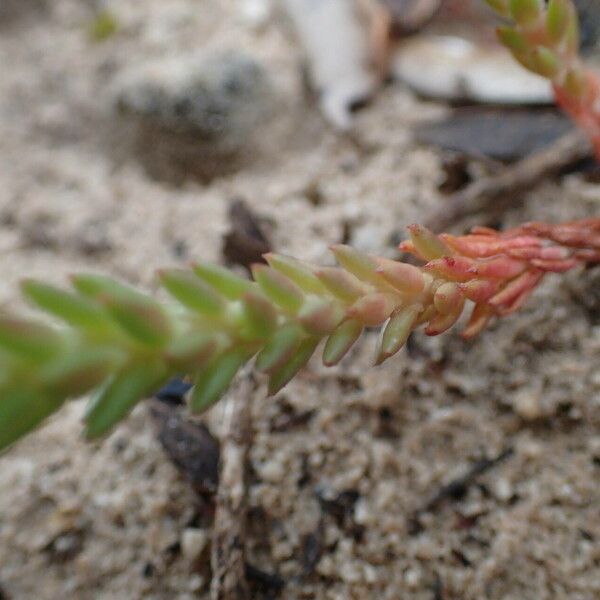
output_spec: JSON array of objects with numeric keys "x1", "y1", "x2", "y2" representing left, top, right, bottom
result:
[
  {"x1": 415, "y1": 109, "x2": 573, "y2": 161},
  {"x1": 315, "y1": 486, "x2": 360, "y2": 526},
  {"x1": 43, "y1": 529, "x2": 85, "y2": 563},
  {"x1": 246, "y1": 563, "x2": 285, "y2": 598},
  {"x1": 301, "y1": 529, "x2": 323, "y2": 576},
  {"x1": 409, "y1": 448, "x2": 514, "y2": 533},
  {"x1": 150, "y1": 395, "x2": 220, "y2": 495},
  {"x1": 222, "y1": 198, "x2": 271, "y2": 270}
]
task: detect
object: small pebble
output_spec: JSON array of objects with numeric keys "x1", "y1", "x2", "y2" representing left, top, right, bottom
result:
[
  {"x1": 513, "y1": 389, "x2": 543, "y2": 421},
  {"x1": 188, "y1": 574, "x2": 205, "y2": 592},
  {"x1": 181, "y1": 528, "x2": 208, "y2": 561},
  {"x1": 493, "y1": 478, "x2": 513, "y2": 502},
  {"x1": 258, "y1": 458, "x2": 286, "y2": 483},
  {"x1": 404, "y1": 567, "x2": 422, "y2": 589}
]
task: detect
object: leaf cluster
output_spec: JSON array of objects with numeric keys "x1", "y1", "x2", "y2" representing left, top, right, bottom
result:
[{"x1": 0, "y1": 218, "x2": 598, "y2": 452}]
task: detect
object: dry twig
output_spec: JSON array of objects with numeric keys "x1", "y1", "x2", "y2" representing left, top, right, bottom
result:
[
  {"x1": 210, "y1": 370, "x2": 255, "y2": 600},
  {"x1": 426, "y1": 131, "x2": 592, "y2": 231}
]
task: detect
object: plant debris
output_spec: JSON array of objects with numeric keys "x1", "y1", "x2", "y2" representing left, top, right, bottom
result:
[
  {"x1": 416, "y1": 109, "x2": 574, "y2": 162},
  {"x1": 150, "y1": 394, "x2": 220, "y2": 496},
  {"x1": 409, "y1": 447, "x2": 514, "y2": 533},
  {"x1": 222, "y1": 198, "x2": 272, "y2": 270}
]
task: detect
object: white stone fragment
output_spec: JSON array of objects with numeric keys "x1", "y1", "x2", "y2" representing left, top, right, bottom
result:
[
  {"x1": 181, "y1": 528, "x2": 208, "y2": 561},
  {"x1": 282, "y1": 0, "x2": 377, "y2": 129},
  {"x1": 393, "y1": 35, "x2": 553, "y2": 105}
]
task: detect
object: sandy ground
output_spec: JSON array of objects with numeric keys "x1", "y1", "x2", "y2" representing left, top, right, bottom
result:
[{"x1": 0, "y1": 1, "x2": 599, "y2": 599}]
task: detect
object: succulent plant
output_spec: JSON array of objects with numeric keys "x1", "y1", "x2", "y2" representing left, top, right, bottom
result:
[
  {"x1": 485, "y1": 0, "x2": 600, "y2": 156},
  {"x1": 0, "y1": 1, "x2": 598, "y2": 454},
  {"x1": 0, "y1": 218, "x2": 598, "y2": 452}
]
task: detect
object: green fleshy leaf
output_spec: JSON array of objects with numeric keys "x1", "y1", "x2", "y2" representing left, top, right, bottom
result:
[
  {"x1": 564, "y1": 67, "x2": 588, "y2": 99},
  {"x1": 193, "y1": 262, "x2": 254, "y2": 300},
  {"x1": 509, "y1": 0, "x2": 542, "y2": 26},
  {"x1": 22, "y1": 280, "x2": 111, "y2": 332},
  {"x1": 85, "y1": 361, "x2": 168, "y2": 439},
  {"x1": 330, "y1": 245, "x2": 380, "y2": 285},
  {"x1": 347, "y1": 293, "x2": 397, "y2": 327},
  {"x1": 73, "y1": 275, "x2": 172, "y2": 346},
  {"x1": 264, "y1": 254, "x2": 327, "y2": 295},
  {"x1": 165, "y1": 332, "x2": 217, "y2": 370},
  {"x1": 529, "y1": 46, "x2": 560, "y2": 78},
  {"x1": 546, "y1": 0, "x2": 571, "y2": 44},
  {"x1": 252, "y1": 265, "x2": 304, "y2": 312},
  {"x1": 424, "y1": 305, "x2": 464, "y2": 336},
  {"x1": 433, "y1": 282, "x2": 464, "y2": 315},
  {"x1": 238, "y1": 291, "x2": 278, "y2": 339},
  {"x1": 407, "y1": 225, "x2": 452, "y2": 261},
  {"x1": 564, "y1": 5, "x2": 580, "y2": 55},
  {"x1": 484, "y1": 0, "x2": 510, "y2": 17},
  {"x1": 376, "y1": 305, "x2": 420, "y2": 365},
  {"x1": 298, "y1": 297, "x2": 344, "y2": 336},
  {"x1": 0, "y1": 388, "x2": 64, "y2": 453},
  {"x1": 374, "y1": 258, "x2": 425, "y2": 295},
  {"x1": 71, "y1": 273, "x2": 139, "y2": 299},
  {"x1": 267, "y1": 337, "x2": 319, "y2": 396},
  {"x1": 102, "y1": 295, "x2": 172, "y2": 347},
  {"x1": 39, "y1": 348, "x2": 123, "y2": 398},
  {"x1": 315, "y1": 267, "x2": 369, "y2": 302},
  {"x1": 255, "y1": 323, "x2": 303, "y2": 373},
  {"x1": 323, "y1": 319, "x2": 363, "y2": 366},
  {"x1": 190, "y1": 350, "x2": 249, "y2": 413},
  {"x1": 496, "y1": 26, "x2": 529, "y2": 54},
  {"x1": 159, "y1": 269, "x2": 226, "y2": 316},
  {"x1": 0, "y1": 316, "x2": 62, "y2": 361}
]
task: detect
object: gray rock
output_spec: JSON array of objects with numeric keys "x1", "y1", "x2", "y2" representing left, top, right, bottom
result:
[{"x1": 113, "y1": 51, "x2": 274, "y2": 181}]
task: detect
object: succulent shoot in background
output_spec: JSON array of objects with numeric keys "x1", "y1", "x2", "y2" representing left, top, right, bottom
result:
[
  {"x1": 485, "y1": 0, "x2": 600, "y2": 156},
  {"x1": 0, "y1": 218, "x2": 598, "y2": 452}
]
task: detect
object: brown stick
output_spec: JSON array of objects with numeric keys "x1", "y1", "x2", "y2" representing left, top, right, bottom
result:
[
  {"x1": 210, "y1": 371, "x2": 255, "y2": 600},
  {"x1": 426, "y1": 131, "x2": 592, "y2": 232}
]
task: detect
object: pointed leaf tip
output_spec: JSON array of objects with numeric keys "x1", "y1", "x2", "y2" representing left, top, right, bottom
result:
[
  {"x1": 315, "y1": 267, "x2": 369, "y2": 302},
  {"x1": 190, "y1": 350, "x2": 249, "y2": 413},
  {"x1": 265, "y1": 253, "x2": 327, "y2": 295},
  {"x1": 40, "y1": 348, "x2": 123, "y2": 398},
  {"x1": 267, "y1": 337, "x2": 319, "y2": 396},
  {"x1": 101, "y1": 294, "x2": 172, "y2": 347},
  {"x1": 252, "y1": 264, "x2": 304, "y2": 312},
  {"x1": 237, "y1": 290, "x2": 278, "y2": 340},
  {"x1": 323, "y1": 319, "x2": 363, "y2": 366},
  {"x1": 192, "y1": 262, "x2": 254, "y2": 300},
  {"x1": 21, "y1": 279, "x2": 109, "y2": 331},
  {"x1": 407, "y1": 224, "x2": 452, "y2": 261},
  {"x1": 376, "y1": 305, "x2": 420, "y2": 365},
  {"x1": 509, "y1": 0, "x2": 542, "y2": 27},
  {"x1": 298, "y1": 297, "x2": 344, "y2": 336},
  {"x1": 159, "y1": 268, "x2": 225, "y2": 316},
  {"x1": 375, "y1": 258, "x2": 425, "y2": 295},
  {"x1": 255, "y1": 323, "x2": 303, "y2": 373},
  {"x1": 85, "y1": 361, "x2": 168, "y2": 439},
  {"x1": 330, "y1": 245, "x2": 379, "y2": 284},
  {"x1": 433, "y1": 282, "x2": 464, "y2": 315},
  {"x1": 0, "y1": 316, "x2": 62, "y2": 361},
  {"x1": 347, "y1": 293, "x2": 398, "y2": 327}
]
